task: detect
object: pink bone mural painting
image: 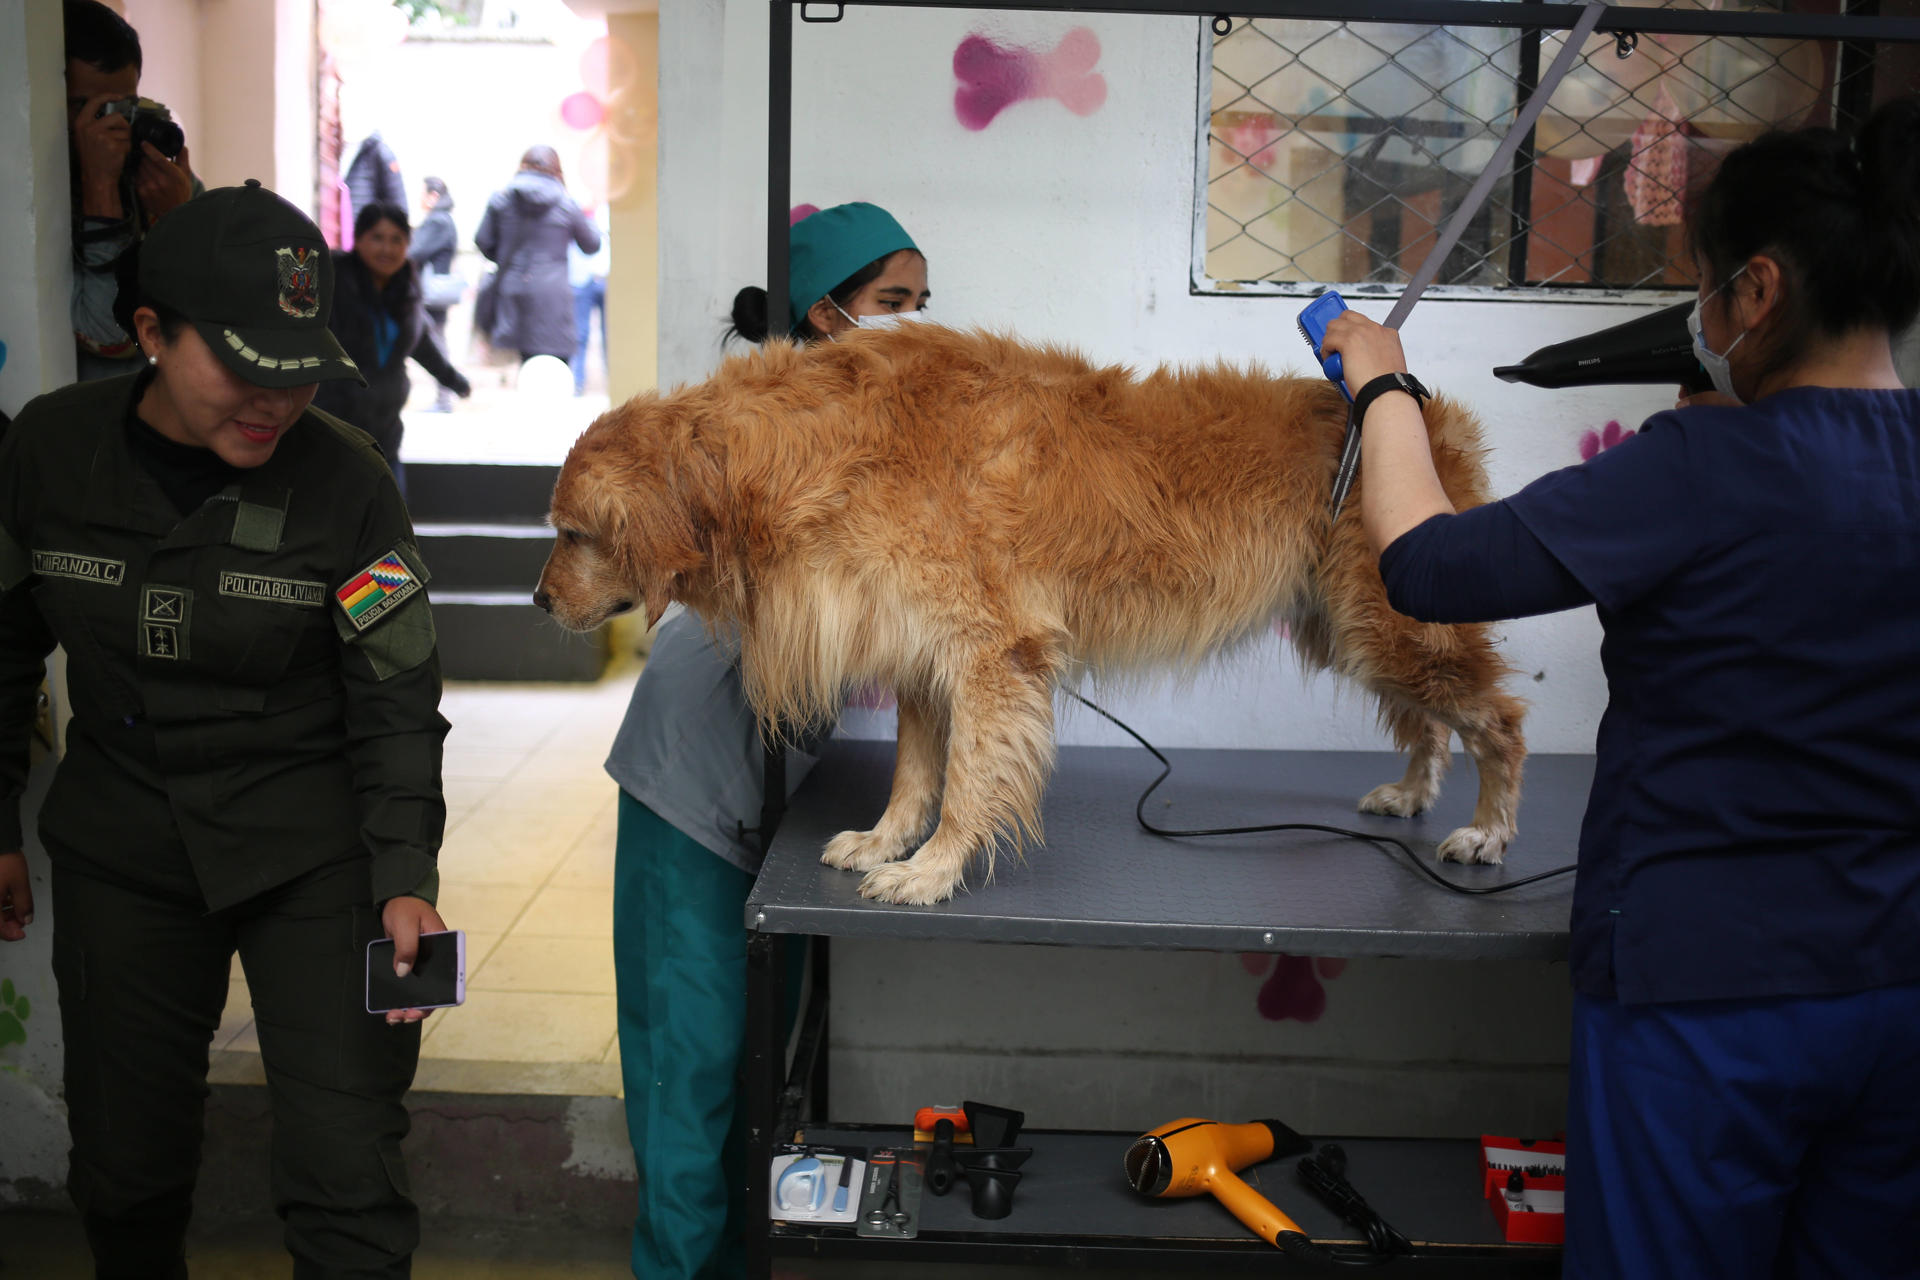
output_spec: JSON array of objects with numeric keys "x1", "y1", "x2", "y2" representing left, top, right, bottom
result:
[{"x1": 953, "y1": 26, "x2": 1108, "y2": 131}]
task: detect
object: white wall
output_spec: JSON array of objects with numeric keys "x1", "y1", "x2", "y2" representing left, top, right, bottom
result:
[
  {"x1": 0, "y1": 0, "x2": 75, "y2": 1206},
  {"x1": 0, "y1": 0, "x2": 79, "y2": 415}
]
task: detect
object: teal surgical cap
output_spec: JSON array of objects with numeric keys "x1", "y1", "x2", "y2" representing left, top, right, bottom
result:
[{"x1": 788, "y1": 202, "x2": 918, "y2": 328}]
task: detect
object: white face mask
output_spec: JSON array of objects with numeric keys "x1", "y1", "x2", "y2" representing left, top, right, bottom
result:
[
  {"x1": 1687, "y1": 267, "x2": 1748, "y2": 402},
  {"x1": 829, "y1": 297, "x2": 930, "y2": 333},
  {"x1": 856, "y1": 308, "x2": 930, "y2": 332}
]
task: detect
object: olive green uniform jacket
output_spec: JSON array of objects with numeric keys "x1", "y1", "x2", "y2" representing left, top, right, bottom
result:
[{"x1": 0, "y1": 375, "x2": 447, "y2": 910}]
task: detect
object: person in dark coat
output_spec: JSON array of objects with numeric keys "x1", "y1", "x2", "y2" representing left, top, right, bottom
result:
[
  {"x1": 409, "y1": 177, "x2": 461, "y2": 412},
  {"x1": 344, "y1": 131, "x2": 406, "y2": 232},
  {"x1": 314, "y1": 202, "x2": 470, "y2": 497},
  {"x1": 474, "y1": 146, "x2": 600, "y2": 363}
]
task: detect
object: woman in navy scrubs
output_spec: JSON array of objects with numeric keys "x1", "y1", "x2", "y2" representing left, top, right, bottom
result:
[{"x1": 1323, "y1": 98, "x2": 1920, "y2": 1278}]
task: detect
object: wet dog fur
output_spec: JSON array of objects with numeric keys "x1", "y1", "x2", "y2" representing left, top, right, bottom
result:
[{"x1": 536, "y1": 325, "x2": 1526, "y2": 905}]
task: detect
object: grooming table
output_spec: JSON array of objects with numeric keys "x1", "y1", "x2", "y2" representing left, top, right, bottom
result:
[{"x1": 744, "y1": 741, "x2": 1587, "y2": 1273}]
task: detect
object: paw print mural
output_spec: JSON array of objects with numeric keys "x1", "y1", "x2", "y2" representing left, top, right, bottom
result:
[
  {"x1": 1241, "y1": 952, "x2": 1347, "y2": 1022},
  {"x1": 0, "y1": 977, "x2": 31, "y2": 1053},
  {"x1": 1579, "y1": 420, "x2": 1635, "y2": 462}
]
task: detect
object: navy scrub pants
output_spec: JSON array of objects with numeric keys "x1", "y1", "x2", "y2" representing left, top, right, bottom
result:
[
  {"x1": 1564, "y1": 980, "x2": 1920, "y2": 1279},
  {"x1": 612, "y1": 792, "x2": 798, "y2": 1280}
]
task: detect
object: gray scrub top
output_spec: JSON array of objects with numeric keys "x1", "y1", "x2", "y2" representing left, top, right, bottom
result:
[{"x1": 604, "y1": 609, "x2": 827, "y2": 875}]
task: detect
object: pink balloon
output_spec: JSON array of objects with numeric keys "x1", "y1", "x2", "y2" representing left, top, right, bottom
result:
[
  {"x1": 560, "y1": 92, "x2": 606, "y2": 131},
  {"x1": 579, "y1": 37, "x2": 614, "y2": 101}
]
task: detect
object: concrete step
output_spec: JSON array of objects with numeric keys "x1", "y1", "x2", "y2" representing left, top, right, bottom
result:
[
  {"x1": 417, "y1": 523, "x2": 555, "y2": 593},
  {"x1": 432, "y1": 592, "x2": 608, "y2": 683},
  {"x1": 408, "y1": 462, "x2": 559, "y2": 524}
]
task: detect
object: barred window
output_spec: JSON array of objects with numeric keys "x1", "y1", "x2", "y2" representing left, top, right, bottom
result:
[{"x1": 1199, "y1": 3, "x2": 1919, "y2": 297}]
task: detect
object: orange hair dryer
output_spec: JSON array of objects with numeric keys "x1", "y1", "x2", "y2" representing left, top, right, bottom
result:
[{"x1": 1124, "y1": 1117, "x2": 1329, "y2": 1262}]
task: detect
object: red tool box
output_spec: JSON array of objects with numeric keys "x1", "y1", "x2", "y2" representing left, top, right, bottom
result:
[{"x1": 1479, "y1": 1135, "x2": 1565, "y2": 1245}]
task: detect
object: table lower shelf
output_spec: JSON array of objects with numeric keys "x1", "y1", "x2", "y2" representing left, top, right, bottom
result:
[{"x1": 767, "y1": 1125, "x2": 1560, "y2": 1274}]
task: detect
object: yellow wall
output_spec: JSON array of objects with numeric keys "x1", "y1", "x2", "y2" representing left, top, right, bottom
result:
[
  {"x1": 605, "y1": 11, "x2": 658, "y2": 404},
  {"x1": 120, "y1": 0, "x2": 315, "y2": 211}
]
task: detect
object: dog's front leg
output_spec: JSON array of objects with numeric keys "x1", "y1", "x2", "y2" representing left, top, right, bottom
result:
[
  {"x1": 822, "y1": 689, "x2": 949, "y2": 872},
  {"x1": 857, "y1": 642, "x2": 1057, "y2": 906}
]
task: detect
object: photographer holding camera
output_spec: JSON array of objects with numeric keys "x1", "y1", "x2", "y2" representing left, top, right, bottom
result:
[{"x1": 64, "y1": 0, "x2": 197, "y2": 382}]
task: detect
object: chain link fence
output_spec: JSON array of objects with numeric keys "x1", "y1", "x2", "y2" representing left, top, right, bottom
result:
[{"x1": 1200, "y1": 2, "x2": 1920, "y2": 296}]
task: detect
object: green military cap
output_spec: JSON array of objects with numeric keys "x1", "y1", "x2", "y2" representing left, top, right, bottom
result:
[{"x1": 140, "y1": 179, "x2": 367, "y2": 389}]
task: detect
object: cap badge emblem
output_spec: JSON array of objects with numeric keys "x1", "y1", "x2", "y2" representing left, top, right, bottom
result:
[{"x1": 275, "y1": 246, "x2": 320, "y2": 319}]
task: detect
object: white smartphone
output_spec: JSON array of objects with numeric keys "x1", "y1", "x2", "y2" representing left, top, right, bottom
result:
[{"x1": 365, "y1": 929, "x2": 466, "y2": 1013}]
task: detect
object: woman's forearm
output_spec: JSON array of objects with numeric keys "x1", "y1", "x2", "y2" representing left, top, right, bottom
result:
[
  {"x1": 1315, "y1": 309, "x2": 1456, "y2": 555},
  {"x1": 1358, "y1": 392, "x2": 1455, "y2": 556}
]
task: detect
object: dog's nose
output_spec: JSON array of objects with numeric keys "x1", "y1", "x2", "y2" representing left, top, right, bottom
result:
[{"x1": 532, "y1": 588, "x2": 552, "y2": 613}]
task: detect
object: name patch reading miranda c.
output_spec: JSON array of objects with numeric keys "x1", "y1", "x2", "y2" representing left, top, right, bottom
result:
[
  {"x1": 33, "y1": 550, "x2": 126, "y2": 586},
  {"x1": 335, "y1": 550, "x2": 421, "y2": 632},
  {"x1": 220, "y1": 571, "x2": 327, "y2": 608}
]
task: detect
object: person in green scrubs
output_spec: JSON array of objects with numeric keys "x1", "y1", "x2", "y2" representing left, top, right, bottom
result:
[
  {"x1": 603, "y1": 202, "x2": 931, "y2": 1279},
  {"x1": 0, "y1": 181, "x2": 451, "y2": 1280}
]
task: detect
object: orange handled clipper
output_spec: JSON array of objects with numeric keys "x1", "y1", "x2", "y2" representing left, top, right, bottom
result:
[
  {"x1": 1124, "y1": 1117, "x2": 1329, "y2": 1262},
  {"x1": 914, "y1": 1106, "x2": 968, "y2": 1135}
]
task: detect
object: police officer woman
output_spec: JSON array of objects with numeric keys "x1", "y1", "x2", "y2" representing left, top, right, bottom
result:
[
  {"x1": 1322, "y1": 97, "x2": 1920, "y2": 1277},
  {"x1": 0, "y1": 181, "x2": 451, "y2": 1279}
]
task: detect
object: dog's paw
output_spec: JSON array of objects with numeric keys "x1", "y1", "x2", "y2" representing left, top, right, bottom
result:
[
  {"x1": 821, "y1": 828, "x2": 910, "y2": 872},
  {"x1": 1357, "y1": 781, "x2": 1435, "y2": 819},
  {"x1": 856, "y1": 859, "x2": 964, "y2": 906},
  {"x1": 1436, "y1": 825, "x2": 1511, "y2": 865}
]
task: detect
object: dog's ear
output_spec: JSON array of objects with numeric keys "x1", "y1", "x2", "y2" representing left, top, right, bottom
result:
[{"x1": 559, "y1": 399, "x2": 720, "y2": 603}]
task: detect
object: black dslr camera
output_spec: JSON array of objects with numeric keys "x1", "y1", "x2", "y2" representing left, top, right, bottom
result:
[{"x1": 96, "y1": 96, "x2": 185, "y2": 171}]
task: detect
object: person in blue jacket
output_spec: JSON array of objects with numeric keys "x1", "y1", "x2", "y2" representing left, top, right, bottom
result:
[
  {"x1": 1321, "y1": 97, "x2": 1920, "y2": 1278},
  {"x1": 603, "y1": 201, "x2": 929, "y2": 1280}
]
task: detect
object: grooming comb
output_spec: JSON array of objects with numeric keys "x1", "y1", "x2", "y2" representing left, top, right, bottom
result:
[{"x1": 1296, "y1": 291, "x2": 1352, "y2": 401}]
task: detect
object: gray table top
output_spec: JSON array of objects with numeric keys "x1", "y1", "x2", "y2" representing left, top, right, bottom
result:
[{"x1": 748, "y1": 740, "x2": 1588, "y2": 958}]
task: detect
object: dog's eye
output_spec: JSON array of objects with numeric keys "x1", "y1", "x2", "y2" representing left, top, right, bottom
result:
[{"x1": 560, "y1": 529, "x2": 591, "y2": 546}]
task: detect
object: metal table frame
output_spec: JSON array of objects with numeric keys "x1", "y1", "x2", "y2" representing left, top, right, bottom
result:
[{"x1": 742, "y1": 741, "x2": 1593, "y2": 1273}]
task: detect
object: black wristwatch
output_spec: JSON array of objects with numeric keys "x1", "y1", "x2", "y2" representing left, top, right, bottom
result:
[{"x1": 1351, "y1": 371, "x2": 1431, "y2": 425}]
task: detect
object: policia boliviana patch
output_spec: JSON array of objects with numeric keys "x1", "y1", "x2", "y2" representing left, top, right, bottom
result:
[{"x1": 220, "y1": 571, "x2": 327, "y2": 608}]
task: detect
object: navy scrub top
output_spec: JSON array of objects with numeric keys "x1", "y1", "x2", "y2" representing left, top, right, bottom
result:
[{"x1": 1499, "y1": 387, "x2": 1920, "y2": 1005}]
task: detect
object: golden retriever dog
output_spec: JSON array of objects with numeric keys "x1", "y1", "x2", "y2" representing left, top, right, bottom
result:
[{"x1": 536, "y1": 325, "x2": 1525, "y2": 906}]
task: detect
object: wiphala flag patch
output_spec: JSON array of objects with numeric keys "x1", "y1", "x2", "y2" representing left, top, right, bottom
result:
[{"x1": 335, "y1": 550, "x2": 421, "y2": 633}]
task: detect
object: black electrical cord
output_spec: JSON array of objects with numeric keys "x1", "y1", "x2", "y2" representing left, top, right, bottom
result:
[
  {"x1": 1297, "y1": 1144, "x2": 1413, "y2": 1261},
  {"x1": 1065, "y1": 690, "x2": 1577, "y2": 896}
]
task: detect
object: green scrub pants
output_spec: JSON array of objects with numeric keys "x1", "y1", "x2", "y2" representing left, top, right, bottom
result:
[{"x1": 612, "y1": 793, "x2": 799, "y2": 1280}]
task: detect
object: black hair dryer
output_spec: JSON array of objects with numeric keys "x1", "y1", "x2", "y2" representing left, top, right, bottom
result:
[{"x1": 1494, "y1": 301, "x2": 1711, "y2": 394}]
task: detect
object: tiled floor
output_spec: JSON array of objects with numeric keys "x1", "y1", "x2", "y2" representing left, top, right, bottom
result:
[{"x1": 210, "y1": 662, "x2": 643, "y2": 1097}]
